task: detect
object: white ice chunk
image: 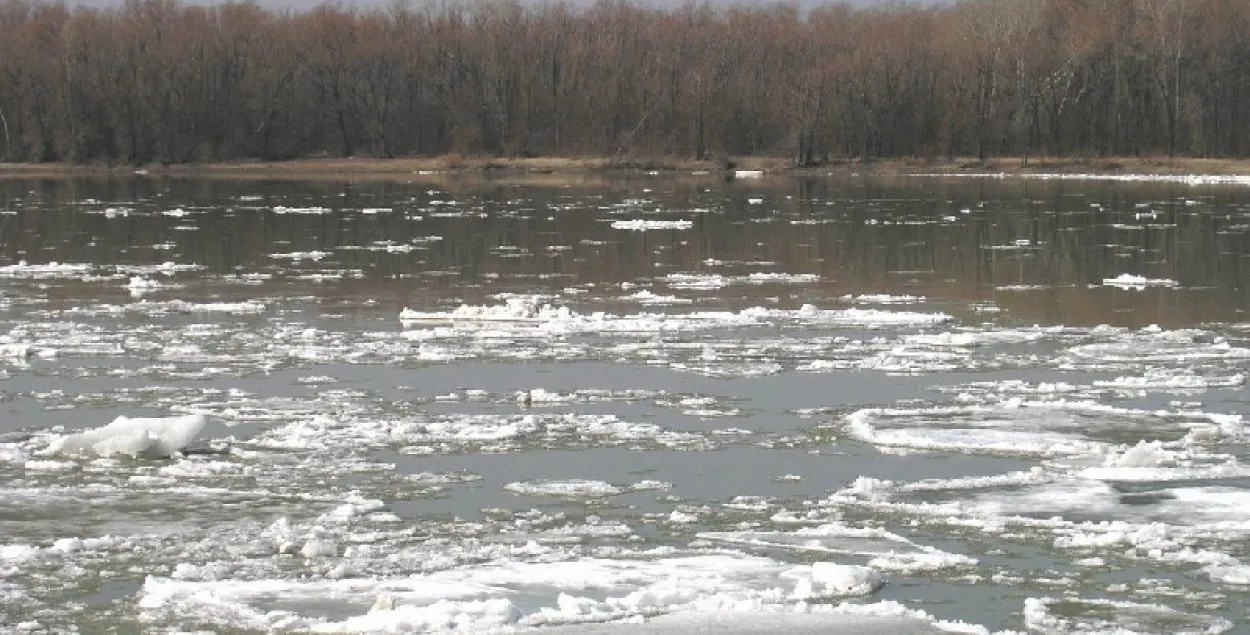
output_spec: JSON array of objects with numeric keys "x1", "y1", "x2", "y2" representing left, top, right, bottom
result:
[
  {"x1": 504, "y1": 479, "x2": 622, "y2": 498},
  {"x1": 269, "y1": 251, "x2": 332, "y2": 262},
  {"x1": 301, "y1": 538, "x2": 338, "y2": 559},
  {"x1": 1095, "y1": 369, "x2": 1244, "y2": 392},
  {"x1": 610, "y1": 220, "x2": 693, "y2": 231},
  {"x1": 51, "y1": 413, "x2": 208, "y2": 459},
  {"x1": 1102, "y1": 274, "x2": 1179, "y2": 290},
  {"x1": 0, "y1": 260, "x2": 92, "y2": 279},
  {"x1": 138, "y1": 554, "x2": 907, "y2": 633},
  {"x1": 1023, "y1": 597, "x2": 1232, "y2": 634},
  {"x1": 399, "y1": 296, "x2": 948, "y2": 335},
  {"x1": 273, "y1": 206, "x2": 332, "y2": 215},
  {"x1": 1102, "y1": 440, "x2": 1177, "y2": 468},
  {"x1": 1206, "y1": 564, "x2": 1250, "y2": 586},
  {"x1": 787, "y1": 562, "x2": 883, "y2": 598},
  {"x1": 127, "y1": 275, "x2": 164, "y2": 298},
  {"x1": 842, "y1": 294, "x2": 925, "y2": 305},
  {"x1": 625, "y1": 290, "x2": 693, "y2": 306},
  {"x1": 0, "y1": 544, "x2": 39, "y2": 562},
  {"x1": 845, "y1": 400, "x2": 1238, "y2": 458},
  {"x1": 0, "y1": 444, "x2": 25, "y2": 465}
]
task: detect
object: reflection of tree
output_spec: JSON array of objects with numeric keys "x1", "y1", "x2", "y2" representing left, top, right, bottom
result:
[{"x1": 0, "y1": 176, "x2": 1247, "y2": 327}]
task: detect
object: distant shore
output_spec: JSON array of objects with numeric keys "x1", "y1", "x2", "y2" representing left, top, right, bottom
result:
[{"x1": 4, "y1": 156, "x2": 1250, "y2": 181}]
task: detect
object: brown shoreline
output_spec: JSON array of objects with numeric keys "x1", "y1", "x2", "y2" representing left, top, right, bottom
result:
[{"x1": 4, "y1": 155, "x2": 1250, "y2": 181}]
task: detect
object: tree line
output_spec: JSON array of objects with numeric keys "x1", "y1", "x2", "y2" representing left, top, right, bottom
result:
[{"x1": 0, "y1": 0, "x2": 1246, "y2": 165}]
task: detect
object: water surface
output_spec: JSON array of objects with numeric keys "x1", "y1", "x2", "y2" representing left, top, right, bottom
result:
[{"x1": 1, "y1": 174, "x2": 1249, "y2": 634}]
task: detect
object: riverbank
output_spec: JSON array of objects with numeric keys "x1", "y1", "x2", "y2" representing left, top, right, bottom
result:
[{"x1": 4, "y1": 155, "x2": 1250, "y2": 180}]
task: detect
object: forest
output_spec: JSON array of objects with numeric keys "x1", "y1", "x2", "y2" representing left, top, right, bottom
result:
[{"x1": 0, "y1": 0, "x2": 1245, "y2": 165}]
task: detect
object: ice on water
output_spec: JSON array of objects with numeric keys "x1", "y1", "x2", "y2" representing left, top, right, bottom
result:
[
  {"x1": 51, "y1": 414, "x2": 208, "y2": 459},
  {"x1": 6, "y1": 177, "x2": 1250, "y2": 634},
  {"x1": 139, "y1": 554, "x2": 905, "y2": 633}
]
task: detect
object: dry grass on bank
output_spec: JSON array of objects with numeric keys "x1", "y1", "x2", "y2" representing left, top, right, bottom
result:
[{"x1": 4, "y1": 154, "x2": 1250, "y2": 180}]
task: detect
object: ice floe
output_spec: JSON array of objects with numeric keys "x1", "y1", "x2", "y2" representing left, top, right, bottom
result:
[
  {"x1": 1093, "y1": 369, "x2": 1245, "y2": 392},
  {"x1": 504, "y1": 480, "x2": 623, "y2": 498},
  {"x1": 127, "y1": 276, "x2": 166, "y2": 297},
  {"x1": 138, "y1": 554, "x2": 912, "y2": 633},
  {"x1": 610, "y1": 220, "x2": 693, "y2": 231},
  {"x1": 51, "y1": 414, "x2": 208, "y2": 459},
  {"x1": 1023, "y1": 597, "x2": 1232, "y2": 634},
  {"x1": 0, "y1": 261, "x2": 92, "y2": 279},
  {"x1": 664, "y1": 273, "x2": 819, "y2": 289},
  {"x1": 841, "y1": 294, "x2": 925, "y2": 305},
  {"x1": 1102, "y1": 274, "x2": 1179, "y2": 290},
  {"x1": 845, "y1": 398, "x2": 1246, "y2": 473},
  {"x1": 273, "y1": 206, "x2": 333, "y2": 214},
  {"x1": 699, "y1": 522, "x2": 976, "y2": 574},
  {"x1": 399, "y1": 296, "x2": 949, "y2": 336}
]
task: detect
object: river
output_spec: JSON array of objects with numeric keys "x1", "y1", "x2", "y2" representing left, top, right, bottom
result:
[{"x1": 1, "y1": 173, "x2": 1248, "y2": 634}]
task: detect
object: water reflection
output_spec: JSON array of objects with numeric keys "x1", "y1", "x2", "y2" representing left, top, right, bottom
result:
[{"x1": 0, "y1": 175, "x2": 1247, "y2": 327}]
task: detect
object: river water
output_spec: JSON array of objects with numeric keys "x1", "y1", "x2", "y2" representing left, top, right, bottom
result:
[{"x1": 1, "y1": 173, "x2": 1249, "y2": 634}]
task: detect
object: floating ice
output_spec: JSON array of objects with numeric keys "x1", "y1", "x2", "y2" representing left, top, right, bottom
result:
[
  {"x1": 51, "y1": 414, "x2": 208, "y2": 459},
  {"x1": 664, "y1": 274, "x2": 729, "y2": 290},
  {"x1": 742, "y1": 273, "x2": 819, "y2": 284},
  {"x1": 0, "y1": 444, "x2": 25, "y2": 464},
  {"x1": 845, "y1": 400, "x2": 1240, "y2": 458},
  {"x1": 700, "y1": 523, "x2": 975, "y2": 574},
  {"x1": 269, "y1": 251, "x2": 332, "y2": 262},
  {"x1": 127, "y1": 276, "x2": 164, "y2": 297},
  {"x1": 537, "y1": 608, "x2": 982, "y2": 634},
  {"x1": 841, "y1": 294, "x2": 925, "y2": 305},
  {"x1": 610, "y1": 220, "x2": 693, "y2": 231},
  {"x1": 625, "y1": 290, "x2": 693, "y2": 306},
  {"x1": 273, "y1": 206, "x2": 332, "y2": 215},
  {"x1": 1023, "y1": 597, "x2": 1233, "y2": 635},
  {"x1": 984, "y1": 240, "x2": 1041, "y2": 251},
  {"x1": 0, "y1": 342, "x2": 34, "y2": 360},
  {"x1": 0, "y1": 544, "x2": 39, "y2": 562},
  {"x1": 1094, "y1": 369, "x2": 1244, "y2": 392},
  {"x1": 664, "y1": 273, "x2": 818, "y2": 289},
  {"x1": 1103, "y1": 274, "x2": 1179, "y2": 290},
  {"x1": 116, "y1": 261, "x2": 203, "y2": 276},
  {"x1": 399, "y1": 296, "x2": 948, "y2": 336},
  {"x1": 504, "y1": 480, "x2": 623, "y2": 498},
  {"x1": 146, "y1": 300, "x2": 266, "y2": 315},
  {"x1": 12, "y1": 183, "x2": 1250, "y2": 634},
  {"x1": 138, "y1": 554, "x2": 908, "y2": 633},
  {"x1": 902, "y1": 329, "x2": 1049, "y2": 348},
  {"x1": 966, "y1": 480, "x2": 1123, "y2": 519},
  {"x1": 1206, "y1": 564, "x2": 1250, "y2": 585},
  {"x1": 1101, "y1": 440, "x2": 1178, "y2": 468},
  {"x1": 787, "y1": 562, "x2": 883, "y2": 598},
  {"x1": 0, "y1": 260, "x2": 92, "y2": 279},
  {"x1": 1064, "y1": 329, "x2": 1250, "y2": 368}
]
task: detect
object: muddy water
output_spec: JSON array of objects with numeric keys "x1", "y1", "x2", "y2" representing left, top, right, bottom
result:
[{"x1": 0, "y1": 174, "x2": 1248, "y2": 634}]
